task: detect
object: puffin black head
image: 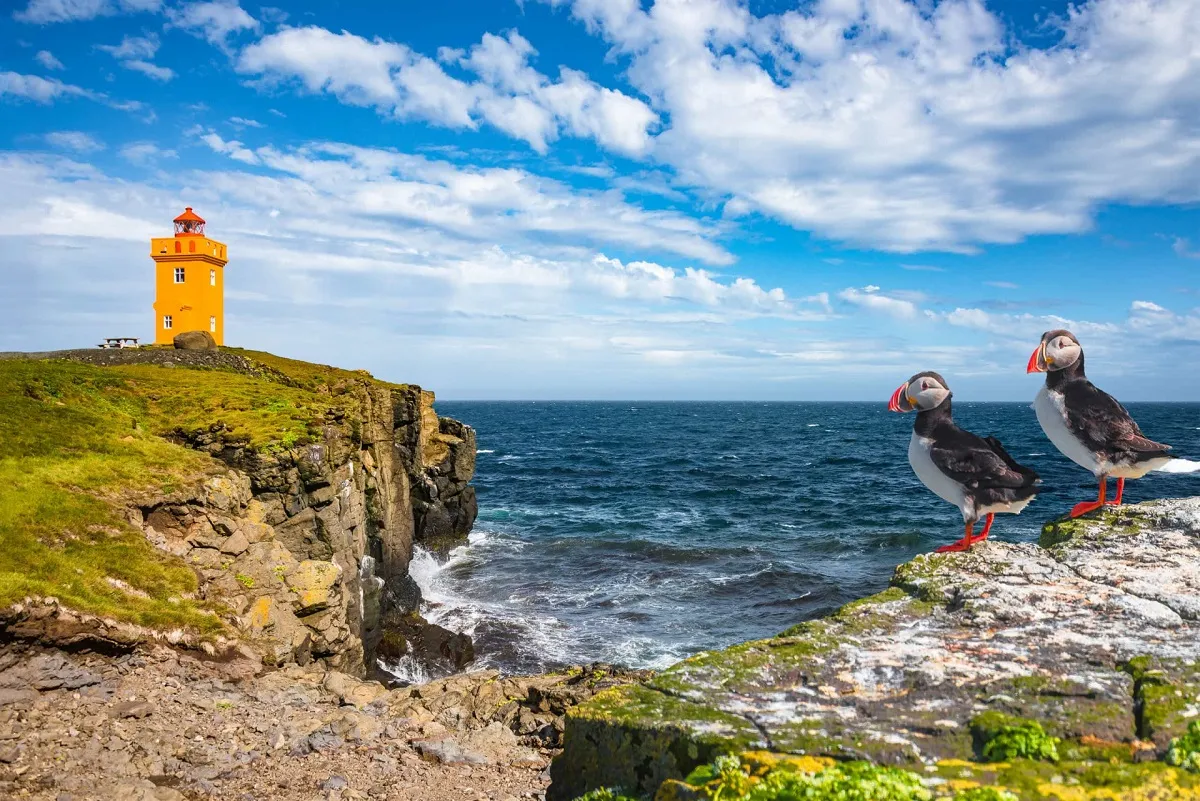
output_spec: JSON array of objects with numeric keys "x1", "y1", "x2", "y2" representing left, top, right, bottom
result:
[
  {"x1": 888, "y1": 370, "x2": 951, "y2": 413},
  {"x1": 1027, "y1": 329, "x2": 1083, "y2": 374}
]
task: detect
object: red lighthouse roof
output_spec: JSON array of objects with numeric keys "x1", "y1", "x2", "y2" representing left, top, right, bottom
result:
[{"x1": 173, "y1": 207, "x2": 206, "y2": 236}]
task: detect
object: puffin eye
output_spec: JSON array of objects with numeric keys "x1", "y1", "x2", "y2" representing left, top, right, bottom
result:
[{"x1": 921, "y1": 381, "x2": 929, "y2": 390}]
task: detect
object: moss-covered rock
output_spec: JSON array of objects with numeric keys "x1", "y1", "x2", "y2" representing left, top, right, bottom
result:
[{"x1": 550, "y1": 499, "x2": 1200, "y2": 800}]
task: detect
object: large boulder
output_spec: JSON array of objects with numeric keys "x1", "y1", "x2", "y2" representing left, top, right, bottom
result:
[
  {"x1": 172, "y1": 330, "x2": 216, "y2": 350},
  {"x1": 378, "y1": 610, "x2": 475, "y2": 676}
]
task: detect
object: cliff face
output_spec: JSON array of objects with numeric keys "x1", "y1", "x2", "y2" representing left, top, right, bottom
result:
[
  {"x1": 550, "y1": 499, "x2": 1200, "y2": 800},
  {"x1": 142, "y1": 385, "x2": 476, "y2": 674},
  {"x1": 0, "y1": 349, "x2": 477, "y2": 678}
]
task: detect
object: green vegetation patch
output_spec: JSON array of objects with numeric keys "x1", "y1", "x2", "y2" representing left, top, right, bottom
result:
[
  {"x1": 571, "y1": 790, "x2": 640, "y2": 801},
  {"x1": 0, "y1": 353, "x2": 408, "y2": 634},
  {"x1": 950, "y1": 790, "x2": 1017, "y2": 801},
  {"x1": 0, "y1": 360, "x2": 230, "y2": 631},
  {"x1": 679, "y1": 753, "x2": 932, "y2": 801},
  {"x1": 1168, "y1": 721, "x2": 1200, "y2": 773},
  {"x1": 970, "y1": 713, "x2": 1060, "y2": 763}
]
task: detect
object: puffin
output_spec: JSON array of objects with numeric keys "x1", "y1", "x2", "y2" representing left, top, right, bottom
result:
[
  {"x1": 1027, "y1": 329, "x2": 1200, "y2": 517},
  {"x1": 889, "y1": 371, "x2": 1041, "y2": 552}
]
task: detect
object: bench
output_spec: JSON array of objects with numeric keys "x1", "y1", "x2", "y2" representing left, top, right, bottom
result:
[{"x1": 98, "y1": 337, "x2": 140, "y2": 349}]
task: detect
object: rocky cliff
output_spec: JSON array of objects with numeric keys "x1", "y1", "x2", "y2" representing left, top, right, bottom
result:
[
  {"x1": 550, "y1": 499, "x2": 1200, "y2": 800},
  {"x1": 0, "y1": 348, "x2": 477, "y2": 678}
]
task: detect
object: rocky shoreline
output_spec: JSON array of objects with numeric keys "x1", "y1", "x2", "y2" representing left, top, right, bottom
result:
[
  {"x1": 0, "y1": 641, "x2": 648, "y2": 800},
  {"x1": 1, "y1": 347, "x2": 668, "y2": 801},
  {"x1": 550, "y1": 498, "x2": 1200, "y2": 800}
]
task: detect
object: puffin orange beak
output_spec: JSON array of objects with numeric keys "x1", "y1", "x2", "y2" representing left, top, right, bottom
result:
[
  {"x1": 1026, "y1": 344, "x2": 1047, "y2": 374},
  {"x1": 888, "y1": 383, "x2": 912, "y2": 412}
]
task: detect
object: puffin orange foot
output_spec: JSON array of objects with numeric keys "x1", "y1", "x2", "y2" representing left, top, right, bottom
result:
[
  {"x1": 935, "y1": 537, "x2": 973, "y2": 553},
  {"x1": 1069, "y1": 500, "x2": 1104, "y2": 518}
]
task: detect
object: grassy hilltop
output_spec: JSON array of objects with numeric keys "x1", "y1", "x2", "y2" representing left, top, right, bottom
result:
[{"x1": 0, "y1": 348, "x2": 410, "y2": 635}]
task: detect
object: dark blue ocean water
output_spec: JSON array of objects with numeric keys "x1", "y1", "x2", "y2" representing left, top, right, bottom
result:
[{"x1": 412, "y1": 401, "x2": 1200, "y2": 675}]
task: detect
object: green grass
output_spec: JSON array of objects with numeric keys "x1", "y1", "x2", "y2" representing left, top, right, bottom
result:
[{"x1": 0, "y1": 352, "x2": 405, "y2": 635}]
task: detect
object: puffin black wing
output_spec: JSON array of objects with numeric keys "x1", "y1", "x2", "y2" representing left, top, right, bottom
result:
[
  {"x1": 982, "y1": 436, "x2": 1041, "y2": 485},
  {"x1": 1060, "y1": 380, "x2": 1171, "y2": 463},
  {"x1": 927, "y1": 426, "x2": 1035, "y2": 490}
]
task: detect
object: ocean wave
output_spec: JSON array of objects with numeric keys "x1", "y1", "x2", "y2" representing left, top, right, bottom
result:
[{"x1": 477, "y1": 449, "x2": 495, "y2": 454}]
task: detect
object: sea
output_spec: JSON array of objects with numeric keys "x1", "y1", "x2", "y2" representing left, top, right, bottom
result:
[{"x1": 402, "y1": 401, "x2": 1200, "y2": 677}]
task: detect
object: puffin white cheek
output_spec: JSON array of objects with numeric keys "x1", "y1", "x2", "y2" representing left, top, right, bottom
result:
[{"x1": 914, "y1": 387, "x2": 944, "y2": 409}]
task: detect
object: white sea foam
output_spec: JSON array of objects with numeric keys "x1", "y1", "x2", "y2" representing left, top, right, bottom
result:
[
  {"x1": 377, "y1": 653, "x2": 433, "y2": 685},
  {"x1": 807, "y1": 423, "x2": 819, "y2": 427},
  {"x1": 477, "y1": 449, "x2": 495, "y2": 454},
  {"x1": 395, "y1": 533, "x2": 705, "y2": 674},
  {"x1": 709, "y1": 563, "x2": 773, "y2": 586}
]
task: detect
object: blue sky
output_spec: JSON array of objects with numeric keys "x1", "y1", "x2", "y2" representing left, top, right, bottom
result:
[{"x1": 2, "y1": 0, "x2": 1199, "y2": 400}]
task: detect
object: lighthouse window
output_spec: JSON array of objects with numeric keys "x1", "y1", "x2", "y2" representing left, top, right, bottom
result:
[
  {"x1": 174, "y1": 267, "x2": 185, "y2": 283},
  {"x1": 189, "y1": 241, "x2": 196, "y2": 253},
  {"x1": 210, "y1": 269, "x2": 216, "y2": 286},
  {"x1": 174, "y1": 241, "x2": 181, "y2": 254},
  {"x1": 163, "y1": 315, "x2": 173, "y2": 330},
  {"x1": 209, "y1": 316, "x2": 216, "y2": 332}
]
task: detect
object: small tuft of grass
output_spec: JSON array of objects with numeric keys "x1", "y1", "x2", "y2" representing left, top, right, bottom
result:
[{"x1": 971, "y1": 712, "x2": 1060, "y2": 763}]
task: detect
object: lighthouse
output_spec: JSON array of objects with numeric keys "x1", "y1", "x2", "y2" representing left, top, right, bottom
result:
[{"x1": 150, "y1": 208, "x2": 229, "y2": 345}]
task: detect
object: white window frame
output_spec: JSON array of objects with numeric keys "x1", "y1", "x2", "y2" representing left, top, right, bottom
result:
[
  {"x1": 174, "y1": 267, "x2": 185, "y2": 284},
  {"x1": 209, "y1": 316, "x2": 216, "y2": 333},
  {"x1": 210, "y1": 269, "x2": 216, "y2": 286},
  {"x1": 163, "y1": 315, "x2": 173, "y2": 330}
]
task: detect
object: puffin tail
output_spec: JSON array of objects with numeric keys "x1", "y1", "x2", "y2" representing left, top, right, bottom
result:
[{"x1": 1154, "y1": 458, "x2": 1200, "y2": 474}]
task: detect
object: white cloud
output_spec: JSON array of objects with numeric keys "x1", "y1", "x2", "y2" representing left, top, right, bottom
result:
[
  {"x1": 14, "y1": 0, "x2": 158, "y2": 23},
  {"x1": 124, "y1": 59, "x2": 175, "y2": 81},
  {"x1": 97, "y1": 35, "x2": 158, "y2": 59},
  {"x1": 0, "y1": 151, "x2": 796, "y2": 394},
  {"x1": 838, "y1": 285, "x2": 917, "y2": 318},
  {"x1": 5, "y1": 148, "x2": 1200, "y2": 397},
  {"x1": 98, "y1": 35, "x2": 175, "y2": 81},
  {"x1": 167, "y1": 0, "x2": 258, "y2": 47},
  {"x1": 543, "y1": 0, "x2": 1200, "y2": 253},
  {"x1": 586, "y1": 255, "x2": 794, "y2": 313},
  {"x1": 187, "y1": 136, "x2": 729, "y2": 264},
  {"x1": 45, "y1": 131, "x2": 103, "y2": 152},
  {"x1": 1174, "y1": 237, "x2": 1200, "y2": 259},
  {"x1": 229, "y1": 116, "x2": 263, "y2": 128},
  {"x1": 200, "y1": 131, "x2": 259, "y2": 164},
  {"x1": 0, "y1": 71, "x2": 92, "y2": 103},
  {"x1": 236, "y1": 26, "x2": 658, "y2": 155},
  {"x1": 34, "y1": 50, "x2": 64, "y2": 70},
  {"x1": 120, "y1": 142, "x2": 178, "y2": 164},
  {"x1": 986, "y1": 281, "x2": 1020, "y2": 289}
]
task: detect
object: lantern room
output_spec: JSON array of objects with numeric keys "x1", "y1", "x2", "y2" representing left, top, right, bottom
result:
[{"x1": 173, "y1": 207, "x2": 206, "y2": 236}]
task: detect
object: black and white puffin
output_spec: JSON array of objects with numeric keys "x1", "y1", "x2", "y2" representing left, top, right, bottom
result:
[
  {"x1": 1027, "y1": 329, "x2": 1200, "y2": 518},
  {"x1": 889, "y1": 371, "x2": 1041, "y2": 552}
]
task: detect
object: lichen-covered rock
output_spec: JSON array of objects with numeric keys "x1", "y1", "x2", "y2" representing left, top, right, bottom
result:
[
  {"x1": 550, "y1": 499, "x2": 1200, "y2": 800},
  {"x1": 287, "y1": 560, "x2": 343, "y2": 613}
]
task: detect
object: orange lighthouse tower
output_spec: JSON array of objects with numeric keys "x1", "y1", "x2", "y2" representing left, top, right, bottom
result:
[{"x1": 150, "y1": 208, "x2": 228, "y2": 345}]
